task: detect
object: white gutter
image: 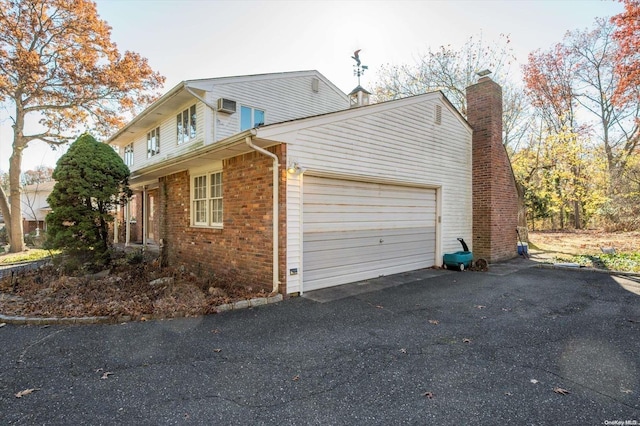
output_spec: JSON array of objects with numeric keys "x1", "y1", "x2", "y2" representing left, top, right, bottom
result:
[
  {"x1": 245, "y1": 130, "x2": 280, "y2": 295},
  {"x1": 189, "y1": 91, "x2": 280, "y2": 295}
]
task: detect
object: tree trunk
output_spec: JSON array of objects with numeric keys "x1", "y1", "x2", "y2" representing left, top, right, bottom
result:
[
  {"x1": 9, "y1": 100, "x2": 27, "y2": 253},
  {"x1": 0, "y1": 186, "x2": 12, "y2": 246},
  {"x1": 9, "y1": 147, "x2": 25, "y2": 252}
]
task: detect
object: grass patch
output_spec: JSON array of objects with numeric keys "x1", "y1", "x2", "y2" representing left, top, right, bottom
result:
[
  {"x1": 556, "y1": 252, "x2": 640, "y2": 273},
  {"x1": 0, "y1": 249, "x2": 60, "y2": 265}
]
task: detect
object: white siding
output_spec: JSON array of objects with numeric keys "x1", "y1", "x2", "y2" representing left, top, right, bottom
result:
[
  {"x1": 118, "y1": 71, "x2": 348, "y2": 180},
  {"x1": 21, "y1": 184, "x2": 54, "y2": 221},
  {"x1": 123, "y1": 101, "x2": 207, "y2": 175},
  {"x1": 200, "y1": 74, "x2": 348, "y2": 141},
  {"x1": 282, "y1": 94, "x2": 472, "y2": 292},
  {"x1": 286, "y1": 175, "x2": 302, "y2": 294}
]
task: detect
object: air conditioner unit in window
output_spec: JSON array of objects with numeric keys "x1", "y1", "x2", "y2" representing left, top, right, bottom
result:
[{"x1": 217, "y1": 98, "x2": 236, "y2": 114}]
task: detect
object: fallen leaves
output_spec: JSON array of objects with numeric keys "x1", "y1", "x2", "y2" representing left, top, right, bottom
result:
[
  {"x1": 428, "y1": 319, "x2": 440, "y2": 325},
  {"x1": 15, "y1": 388, "x2": 39, "y2": 398},
  {"x1": 530, "y1": 379, "x2": 539, "y2": 384},
  {"x1": 96, "y1": 368, "x2": 113, "y2": 379},
  {"x1": 474, "y1": 305, "x2": 486, "y2": 309},
  {"x1": 292, "y1": 375, "x2": 300, "y2": 381},
  {"x1": 553, "y1": 387, "x2": 570, "y2": 395},
  {"x1": 0, "y1": 261, "x2": 268, "y2": 320},
  {"x1": 0, "y1": 322, "x2": 6, "y2": 328},
  {"x1": 423, "y1": 391, "x2": 434, "y2": 399},
  {"x1": 213, "y1": 348, "x2": 222, "y2": 353},
  {"x1": 399, "y1": 348, "x2": 407, "y2": 354},
  {"x1": 462, "y1": 338, "x2": 472, "y2": 344}
]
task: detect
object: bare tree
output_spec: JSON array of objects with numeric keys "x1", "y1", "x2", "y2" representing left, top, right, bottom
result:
[
  {"x1": 568, "y1": 18, "x2": 639, "y2": 184},
  {"x1": 373, "y1": 33, "x2": 527, "y2": 149}
]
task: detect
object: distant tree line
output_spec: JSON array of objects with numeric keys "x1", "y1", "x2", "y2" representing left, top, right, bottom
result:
[{"x1": 373, "y1": 0, "x2": 640, "y2": 231}]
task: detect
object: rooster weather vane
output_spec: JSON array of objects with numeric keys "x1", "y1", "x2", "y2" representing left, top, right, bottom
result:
[{"x1": 352, "y1": 49, "x2": 368, "y2": 86}]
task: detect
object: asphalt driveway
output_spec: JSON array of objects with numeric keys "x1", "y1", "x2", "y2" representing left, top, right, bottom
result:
[{"x1": 1, "y1": 262, "x2": 639, "y2": 425}]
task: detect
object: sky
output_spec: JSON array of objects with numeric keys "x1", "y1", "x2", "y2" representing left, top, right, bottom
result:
[{"x1": 0, "y1": 0, "x2": 625, "y2": 173}]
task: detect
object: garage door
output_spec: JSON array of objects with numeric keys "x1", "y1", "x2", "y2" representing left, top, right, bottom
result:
[{"x1": 303, "y1": 176, "x2": 437, "y2": 291}]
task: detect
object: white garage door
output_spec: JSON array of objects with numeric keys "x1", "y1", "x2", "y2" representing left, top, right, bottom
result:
[{"x1": 303, "y1": 176, "x2": 437, "y2": 291}]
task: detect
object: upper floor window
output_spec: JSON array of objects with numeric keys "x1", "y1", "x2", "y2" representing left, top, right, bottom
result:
[
  {"x1": 177, "y1": 105, "x2": 197, "y2": 145},
  {"x1": 192, "y1": 171, "x2": 223, "y2": 227},
  {"x1": 240, "y1": 106, "x2": 265, "y2": 131},
  {"x1": 124, "y1": 143, "x2": 134, "y2": 166},
  {"x1": 147, "y1": 127, "x2": 160, "y2": 158}
]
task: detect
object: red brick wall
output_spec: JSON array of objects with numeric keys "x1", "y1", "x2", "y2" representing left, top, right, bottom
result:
[
  {"x1": 158, "y1": 144, "x2": 287, "y2": 292},
  {"x1": 466, "y1": 77, "x2": 519, "y2": 262}
]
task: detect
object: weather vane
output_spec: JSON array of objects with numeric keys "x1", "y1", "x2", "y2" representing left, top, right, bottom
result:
[{"x1": 352, "y1": 49, "x2": 368, "y2": 86}]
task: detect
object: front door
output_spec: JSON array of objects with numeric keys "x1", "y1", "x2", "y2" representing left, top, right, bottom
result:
[{"x1": 147, "y1": 190, "x2": 158, "y2": 244}]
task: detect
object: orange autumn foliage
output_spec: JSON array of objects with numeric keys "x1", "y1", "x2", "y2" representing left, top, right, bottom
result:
[
  {"x1": 0, "y1": 0, "x2": 165, "y2": 253},
  {"x1": 612, "y1": 0, "x2": 640, "y2": 105}
]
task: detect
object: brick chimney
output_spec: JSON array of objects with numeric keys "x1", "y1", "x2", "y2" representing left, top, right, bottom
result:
[{"x1": 466, "y1": 76, "x2": 518, "y2": 262}]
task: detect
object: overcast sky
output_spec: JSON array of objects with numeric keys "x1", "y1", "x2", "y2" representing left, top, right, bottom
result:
[{"x1": 0, "y1": 0, "x2": 625, "y2": 173}]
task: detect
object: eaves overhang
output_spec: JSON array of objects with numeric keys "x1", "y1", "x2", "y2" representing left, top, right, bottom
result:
[
  {"x1": 108, "y1": 82, "x2": 204, "y2": 147},
  {"x1": 128, "y1": 129, "x2": 278, "y2": 187}
]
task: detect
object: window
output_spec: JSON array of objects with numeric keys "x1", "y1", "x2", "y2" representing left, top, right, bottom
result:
[
  {"x1": 124, "y1": 143, "x2": 134, "y2": 166},
  {"x1": 147, "y1": 127, "x2": 160, "y2": 158},
  {"x1": 240, "y1": 106, "x2": 265, "y2": 131},
  {"x1": 177, "y1": 105, "x2": 197, "y2": 144},
  {"x1": 192, "y1": 171, "x2": 223, "y2": 227}
]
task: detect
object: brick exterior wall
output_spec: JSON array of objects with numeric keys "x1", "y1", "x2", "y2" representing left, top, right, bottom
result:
[
  {"x1": 158, "y1": 144, "x2": 287, "y2": 293},
  {"x1": 466, "y1": 77, "x2": 518, "y2": 262}
]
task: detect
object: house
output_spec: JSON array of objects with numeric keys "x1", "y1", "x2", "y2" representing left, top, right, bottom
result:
[
  {"x1": 21, "y1": 180, "x2": 55, "y2": 235},
  {"x1": 108, "y1": 70, "x2": 518, "y2": 295}
]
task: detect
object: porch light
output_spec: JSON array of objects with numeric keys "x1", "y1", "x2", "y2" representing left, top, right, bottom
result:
[{"x1": 287, "y1": 162, "x2": 300, "y2": 174}]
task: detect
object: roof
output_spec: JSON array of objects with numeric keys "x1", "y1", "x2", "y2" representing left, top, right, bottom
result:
[
  {"x1": 348, "y1": 85, "x2": 372, "y2": 95},
  {"x1": 22, "y1": 180, "x2": 56, "y2": 193},
  {"x1": 255, "y1": 90, "x2": 471, "y2": 138}
]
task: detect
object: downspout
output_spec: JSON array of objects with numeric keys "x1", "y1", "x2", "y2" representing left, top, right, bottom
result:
[{"x1": 245, "y1": 130, "x2": 280, "y2": 295}]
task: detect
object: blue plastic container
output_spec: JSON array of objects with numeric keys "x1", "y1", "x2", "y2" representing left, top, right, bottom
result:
[{"x1": 517, "y1": 242, "x2": 528, "y2": 256}]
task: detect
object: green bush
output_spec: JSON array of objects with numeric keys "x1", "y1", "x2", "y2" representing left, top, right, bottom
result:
[{"x1": 46, "y1": 133, "x2": 131, "y2": 267}]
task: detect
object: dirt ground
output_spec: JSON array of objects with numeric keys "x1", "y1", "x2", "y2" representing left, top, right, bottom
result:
[{"x1": 528, "y1": 230, "x2": 640, "y2": 258}]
